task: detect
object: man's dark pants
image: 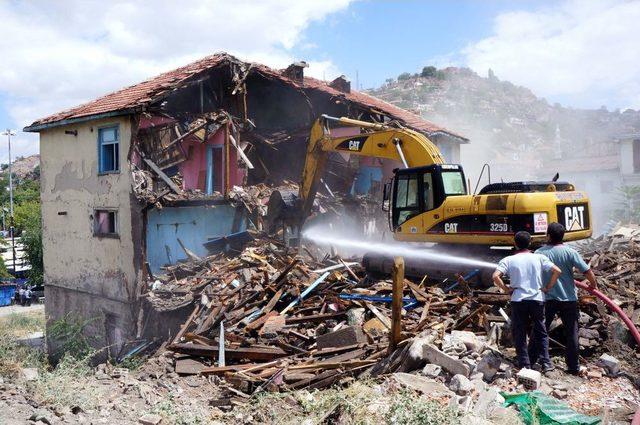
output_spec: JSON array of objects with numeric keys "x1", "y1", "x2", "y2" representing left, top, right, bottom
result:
[
  {"x1": 545, "y1": 300, "x2": 579, "y2": 372},
  {"x1": 511, "y1": 300, "x2": 550, "y2": 368}
]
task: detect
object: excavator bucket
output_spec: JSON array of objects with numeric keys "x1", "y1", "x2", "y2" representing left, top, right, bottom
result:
[{"x1": 265, "y1": 189, "x2": 303, "y2": 244}]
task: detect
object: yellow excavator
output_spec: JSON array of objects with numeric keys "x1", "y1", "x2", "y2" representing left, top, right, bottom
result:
[{"x1": 270, "y1": 114, "x2": 592, "y2": 244}]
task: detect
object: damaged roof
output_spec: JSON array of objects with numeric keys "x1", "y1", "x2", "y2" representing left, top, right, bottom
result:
[{"x1": 24, "y1": 53, "x2": 467, "y2": 142}]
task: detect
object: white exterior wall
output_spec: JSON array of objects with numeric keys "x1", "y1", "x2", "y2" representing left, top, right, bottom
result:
[{"x1": 39, "y1": 115, "x2": 142, "y2": 358}]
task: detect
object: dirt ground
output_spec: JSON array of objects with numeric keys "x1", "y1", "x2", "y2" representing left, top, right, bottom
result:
[{"x1": 0, "y1": 304, "x2": 638, "y2": 425}]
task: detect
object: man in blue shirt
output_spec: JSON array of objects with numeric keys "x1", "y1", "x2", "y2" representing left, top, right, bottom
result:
[
  {"x1": 536, "y1": 222, "x2": 597, "y2": 375},
  {"x1": 493, "y1": 231, "x2": 561, "y2": 371}
]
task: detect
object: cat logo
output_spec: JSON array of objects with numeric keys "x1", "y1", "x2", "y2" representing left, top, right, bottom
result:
[
  {"x1": 563, "y1": 205, "x2": 585, "y2": 231},
  {"x1": 348, "y1": 140, "x2": 361, "y2": 151},
  {"x1": 444, "y1": 223, "x2": 459, "y2": 233}
]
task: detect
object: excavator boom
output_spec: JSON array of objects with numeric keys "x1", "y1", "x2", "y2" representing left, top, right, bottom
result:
[
  {"x1": 266, "y1": 115, "x2": 592, "y2": 251},
  {"x1": 299, "y1": 115, "x2": 445, "y2": 217}
]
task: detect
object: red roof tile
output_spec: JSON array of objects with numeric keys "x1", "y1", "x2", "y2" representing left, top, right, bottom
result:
[{"x1": 25, "y1": 53, "x2": 467, "y2": 142}]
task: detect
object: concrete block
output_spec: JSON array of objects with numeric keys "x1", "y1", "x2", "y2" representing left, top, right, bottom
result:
[
  {"x1": 392, "y1": 372, "x2": 452, "y2": 396},
  {"x1": 21, "y1": 367, "x2": 39, "y2": 381},
  {"x1": 175, "y1": 358, "x2": 206, "y2": 375},
  {"x1": 423, "y1": 344, "x2": 470, "y2": 377},
  {"x1": 316, "y1": 325, "x2": 366, "y2": 350},
  {"x1": 473, "y1": 388, "x2": 505, "y2": 418},
  {"x1": 139, "y1": 413, "x2": 163, "y2": 425},
  {"x1": 449, "y1": 374, "x2": 473, "y2": 395},
  {"x1": 476, "y1": 352, "x2": 501, "y2": 381},
  {"x1": 422, "y1": 363, "x2": 442, "y2": 378},
  {"x1": 449, "y1": 394, "x2": 473, "y2": 412},
  {"x1": 462, "y1": 358, "x2": 477, "y2": 373},
  {"x1": 597, "y1": 353, "x2": 620, "y2": 376},
  {"x1": 516, "y1": 368, "x2": 541, "y2": 390},
  {"x1": 398, "y1": 334, "x2": 437, "y2": 372},
  {"x1": 471, "y1": 377, "x2": 487, "y2": 394},
  {"x1": 346, "y1": 308, "x2": 366, "y2": 327},
  {"x1": 451, "y1": 330, "x2": 486, "y2": 353}
]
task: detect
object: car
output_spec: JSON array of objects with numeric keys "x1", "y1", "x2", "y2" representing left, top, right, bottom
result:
[{"x1": 29, "y1": 284, "x2": 44, "y2": 302}]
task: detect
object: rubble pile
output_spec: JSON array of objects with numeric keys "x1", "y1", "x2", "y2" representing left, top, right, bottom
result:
[
  {"x1": 141, "y1": 225, "x2": 640, "y2": 417},
  {"x1": 144, "y1": 233, "x2": 518, "y2": 408},
  {"x1": 576, "y1": 225, "x2": 640, "y2": 368}
]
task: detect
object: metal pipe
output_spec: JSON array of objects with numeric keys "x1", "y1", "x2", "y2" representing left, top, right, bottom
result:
[
  {"x1": 280, "y1": 271, "x2": 330, "y2": 315},
  {"x1": 321, "y1": 114, "x2": 387, "y2": 131},
  {"x1": 575, "y1": 280, "x2": 640, "y2": 348},
  {"x1": 393, "y1": 140, "x2": 409, "y2": 168}
]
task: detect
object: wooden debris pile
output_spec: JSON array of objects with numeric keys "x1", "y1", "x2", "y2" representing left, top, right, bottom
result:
[
  {"x1": 150, "y1": 234, "x2": 511, "y2": 405},
  {"x1": 574, "y1": 225, "x2": 640, "y2": 352}
]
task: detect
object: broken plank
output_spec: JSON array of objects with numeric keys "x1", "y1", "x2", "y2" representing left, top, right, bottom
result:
[
  {"x1": 364, "y1": 302, "x2": 391, "y2": 329},
  {"x1": 169, "y1": 343, "x2": 288, "y2": 361},
  {"x1": 172, "y1": 305, "x2": 200, "y2": 345},
  {"x1": 288, "y1": 359, "x2": 376, "y2": 371},
  {"x1": 284, "y1": 311, "x2": 347, "y2": 324},
  {"x1": 142, "y1": 155, "x2": 182, "y2": 194}
]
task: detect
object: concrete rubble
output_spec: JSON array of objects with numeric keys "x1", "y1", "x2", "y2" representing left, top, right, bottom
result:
[{"x1": 113, "y1": 224, "x2": 639, "y2": 422}]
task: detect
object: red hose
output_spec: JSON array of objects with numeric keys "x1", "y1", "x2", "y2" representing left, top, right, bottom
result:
[
  {"x1": 574, "y1": 281, "x2": 640, "y2": 424},
  {"x1": 575, "y1": 280, "x2": 640, "y2": 348}
]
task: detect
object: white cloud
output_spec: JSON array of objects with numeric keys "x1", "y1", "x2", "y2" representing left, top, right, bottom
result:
[
  {"x1": 461, "y1": 0, "x2": 640, "y2": 109},
  {"x1": 0, "y1": 0, "x2": 352, "y2": 161}
]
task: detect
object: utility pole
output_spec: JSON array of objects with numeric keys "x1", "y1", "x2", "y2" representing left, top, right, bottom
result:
[{"x1": 2, "y1": 129, "x2": 16, "y2": 275}]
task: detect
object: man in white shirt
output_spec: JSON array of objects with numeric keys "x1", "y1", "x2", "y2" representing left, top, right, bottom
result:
[{"x1": 493, "y1": 231, "x2": 561, "y2": 371}]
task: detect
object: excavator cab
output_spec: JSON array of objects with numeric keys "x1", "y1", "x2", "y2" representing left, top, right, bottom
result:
[{"x1": 385, "y1": 164, "x2": 468, "y2": 231}]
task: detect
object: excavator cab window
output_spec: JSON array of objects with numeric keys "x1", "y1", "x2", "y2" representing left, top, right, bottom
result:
[
  {"x1": 442, "y1": 170, "x2": 466, "y2": 195},
  {"x1": 391, "y1": 165, "x2": 468, "y2": 230},
  {"x1": 393, "y1": 173, "x2": 421, "y2": 227},
  {"x1": 423, "y1": 173, "x2": 435, "y2": 210}
]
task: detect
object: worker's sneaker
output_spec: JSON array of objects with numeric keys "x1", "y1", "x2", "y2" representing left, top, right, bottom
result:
[
  {"x1": 566, "y1": 366, "x2": 587, "y2": 376},
  {"x1": 542, "y1": 364, "x2": 556, "y2": 373}
]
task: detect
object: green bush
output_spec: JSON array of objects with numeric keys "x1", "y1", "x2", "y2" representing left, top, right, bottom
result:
[
  {"x1": 47, "y1": 313, "x2": 97, "y2": 359},
  {"x1": 398, "y1": 72, "x2": 412, "y2": 81},
  {"x1": 14, "y1": 201, "x2": 43, "y2": 285},
  {"x1": 421, "y1": 66, "x2": 437, "y2": 78}
]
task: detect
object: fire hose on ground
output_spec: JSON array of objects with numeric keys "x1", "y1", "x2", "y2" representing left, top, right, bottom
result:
[
  {"x1": 574, "y1": 280, "x2": 640, "y2": 347},
  {"x1": 574, "y1": 280, "x2": 640, "y2": 425}
]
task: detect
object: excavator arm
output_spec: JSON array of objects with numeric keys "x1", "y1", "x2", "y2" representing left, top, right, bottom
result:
[{"x1": 299, "y1": 115, "x2": 446, "y2": 218}]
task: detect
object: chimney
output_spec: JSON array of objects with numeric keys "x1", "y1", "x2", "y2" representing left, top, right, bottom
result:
[
  {"x1": 329, "y1": 75, "x2": 351, "y2": 93},
  {"x1": 283, "y1": 61, "x2": 308, "y2": 83}
]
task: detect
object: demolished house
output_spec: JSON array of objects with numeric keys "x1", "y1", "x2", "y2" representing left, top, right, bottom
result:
[{"x1": 24, "y1": 53, "x2": 467, "y2": 358}]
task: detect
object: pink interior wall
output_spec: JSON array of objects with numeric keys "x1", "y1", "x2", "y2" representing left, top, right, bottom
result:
[{"x1": 179, "y1": 127, "x2": 246, "y2": 192}]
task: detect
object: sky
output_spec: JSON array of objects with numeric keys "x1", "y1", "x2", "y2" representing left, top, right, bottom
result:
[{"x1": 0, "y1": 0, "x2": 639, "y2": 162}]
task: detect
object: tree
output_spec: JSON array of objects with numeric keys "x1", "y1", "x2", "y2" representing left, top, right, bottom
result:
[
  {"x1": 613, "y1": 185, "x2": 640, "y2": 223},
  {"x1": 14, "y1": 201, "x2": 43, "y2": 285},
  {"x1": 397, "y1": 72, "x2": 412, "y2": 81},
  {"x1": 421, "y1": 66, "x2": 437, "y2": 78}
]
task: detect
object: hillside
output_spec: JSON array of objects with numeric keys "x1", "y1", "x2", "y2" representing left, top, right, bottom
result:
[
  {"x1": 368, "y1": 68, "x2": 640, "y2": 182},
  {"x1": 0, "y1": 154, "x2": 40, "y2": 182}
]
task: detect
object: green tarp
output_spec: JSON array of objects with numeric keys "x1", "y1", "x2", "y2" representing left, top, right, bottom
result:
[{"x1": 501, "y1": 391, "x2": 601, "y2": 425}]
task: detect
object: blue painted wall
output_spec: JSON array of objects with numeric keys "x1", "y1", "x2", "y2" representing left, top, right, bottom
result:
[
  {"x1": 146, "y1": 204, "x2": 245, "y2": 274},
  {"x1": 351, "y1": 166, "x2": 383, "y2": 195}
]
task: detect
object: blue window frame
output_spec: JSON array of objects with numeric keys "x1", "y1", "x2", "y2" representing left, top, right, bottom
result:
[{"x1": 98, "y1": 126, "x2": 119, "y2": 173}]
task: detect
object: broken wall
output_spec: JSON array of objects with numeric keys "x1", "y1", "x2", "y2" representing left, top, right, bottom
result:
[
  {"x1": 146, "y1": 202, "x2": 246, "y2": 274},
  {"x1": 179, "y1": 127, "x2": 244, "y2": 193},
  {"x1": 40, "y1": 116, "x2": 141, "y2": 360}
]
